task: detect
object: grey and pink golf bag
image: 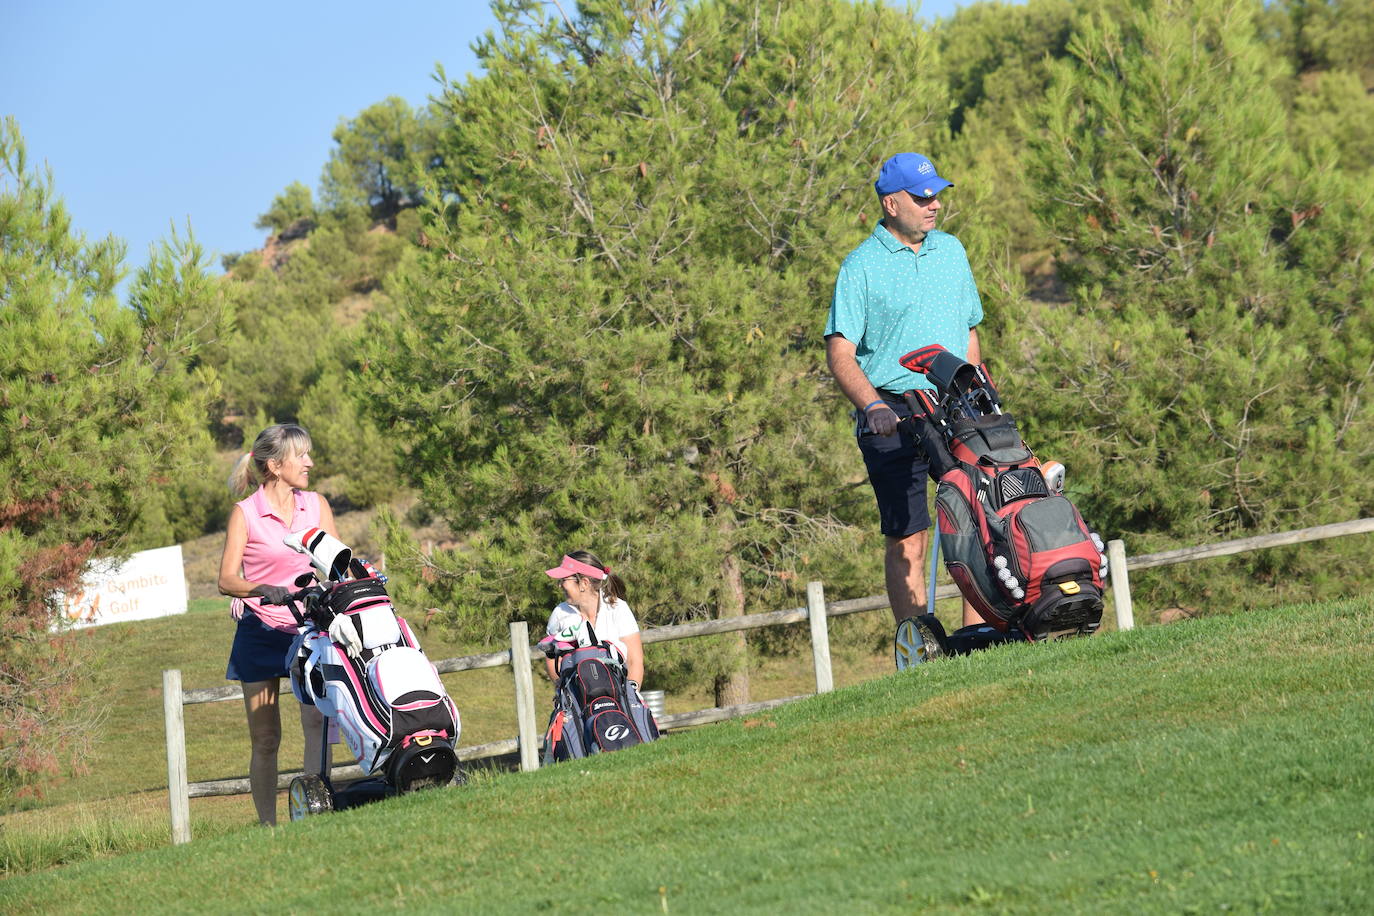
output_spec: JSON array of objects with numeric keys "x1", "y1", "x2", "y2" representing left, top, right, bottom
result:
[{"x1": 539, "y1": 624, "x2": 659, "y2": 764}]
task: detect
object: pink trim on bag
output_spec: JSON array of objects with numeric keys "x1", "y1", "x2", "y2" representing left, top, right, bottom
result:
[
  {"x1": 339, "y1": 656, "x2": 388, "y2": 736},
  {"x1": 393, "y1": 698, "x2": 440, "y2": 711},
  {"x1": 342, "y1": 597, "x2": 392, "y2": 614},
  {"x1": 396, "y1": 617, "x2": 419, "y2": 649},
  {"x1": 401, "y1": 730, "x2": 450, "y2": 748}
]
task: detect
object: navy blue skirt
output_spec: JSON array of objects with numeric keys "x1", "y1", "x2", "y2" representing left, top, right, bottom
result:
[{"x1": 226, "y1": 612, "x2": 297, "y2": 682}]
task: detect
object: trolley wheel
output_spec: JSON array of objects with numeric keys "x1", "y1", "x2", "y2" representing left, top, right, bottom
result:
[
  {"x1": 894, "y1": 617, "x2": 942, "y2": 670},
  {"x1": 288, "y1": 774, "x2": 333, "y2": 821}
]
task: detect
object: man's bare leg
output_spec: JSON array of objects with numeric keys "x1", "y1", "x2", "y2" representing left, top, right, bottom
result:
[
  {"x1": 962, "y1": 599, "x2": 984, "y2": 627},
  {"x1": 885, "y1": 530, "x2": 928, "y2": 622}
]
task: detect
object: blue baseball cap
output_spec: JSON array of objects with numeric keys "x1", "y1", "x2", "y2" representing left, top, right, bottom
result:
[{"x1": 874, "y1": 152, "x2": 953, "y2": 198}]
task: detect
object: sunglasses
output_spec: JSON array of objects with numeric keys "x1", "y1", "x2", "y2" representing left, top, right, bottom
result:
[{"x1": 906, "y1": 191, "x2": 939, "y2": 206}]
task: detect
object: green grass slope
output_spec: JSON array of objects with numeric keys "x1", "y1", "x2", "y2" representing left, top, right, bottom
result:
[{"x1": 4, "y1": 598, "x2": 1371, "y2": 913}]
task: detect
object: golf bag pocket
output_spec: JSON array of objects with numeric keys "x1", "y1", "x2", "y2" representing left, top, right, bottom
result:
[
  {"x1": 322, "y1": 579, "x2": 401, "y2": 653},
  {"x1": 993, "y1": 466, "x2": 1049, "y2": 505},
  {"x1": 570, "y1": 652, "x2": 641, "y2": 752},
  {"x1": 575, "y1": 654, "x2": 621, "y2": 705},
  {"x1": 291, "y1": 632, "x2": 345, "y2": 718},
  {"x1": 935, "y1": 472, "x2": 1007, "y2": 627},
  {"x1": 1005, "y1": 498, "x2": 1104, "y2": 636},
  {"x1": 625, "y1": 680, "x2": 661, "y2": 743},
  {"x1": 287, "y1": 631, "x2": 314, "y2": 706},
  {"x1": 1004, "y1": 498, "x2": 1100, "y2": 595},
  {"x1": 369, "y1": 647, "x2": 460, "y2": 747},
  {"x1": 293, "y1": 635, "x2": 390, "y2": 769},
  {"x1": 586, "y1": 696, "x2": 641, "y2": 752}
]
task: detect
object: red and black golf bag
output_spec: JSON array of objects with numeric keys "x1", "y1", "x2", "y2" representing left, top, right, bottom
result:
[{"x1": 898, "y1": 345, "x2": 1107, "y2": 641}]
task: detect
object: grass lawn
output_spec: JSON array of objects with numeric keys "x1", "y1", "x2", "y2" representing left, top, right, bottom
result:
[
  {"x1": 0, "y1": 591, "x2": 896, "y2": 875},
  {"x1": 3, "y1": 596, "x2": 1370, "y2": 912}
]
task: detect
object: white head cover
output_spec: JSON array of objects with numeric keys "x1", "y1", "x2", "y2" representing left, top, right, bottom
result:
[
  {"x1": 282, "y1": 527, "x2": 353, "y2": 581},
  {"x1": 551, "y1": 617, "x2": 592, "y2": 648}
]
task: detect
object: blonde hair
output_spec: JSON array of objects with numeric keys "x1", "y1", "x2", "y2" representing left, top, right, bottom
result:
[
  {"x1": 566, "y1": 549, "x2": 627, "y2": 604},
  {"x1": 227, "y1": 423, "x2": 312, "y2": 497}
]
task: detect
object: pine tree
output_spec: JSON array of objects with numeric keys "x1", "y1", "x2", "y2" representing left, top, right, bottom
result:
[
  {"x1": 320, "y1": 97, "x2": 442, "y2": 221},
  {"x1": 360, "y1": 0, "x2": 949, "y2": 699},
  {"x1": 0, "y1": 118, "x2": 226, "y2": 790},
  {"x1": 254, "y1": 181, "x2": 316, "y2": 236},
  {"x1": 932, "y1": 0, "x2": 1079, "y2": 337},
  {"x1": 1017, "y1": 0, "x2": 1374, "y2": 610}
]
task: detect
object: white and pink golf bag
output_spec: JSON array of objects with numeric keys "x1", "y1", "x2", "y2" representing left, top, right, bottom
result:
[{"x1": 284, "y1": 528, "x2": 460, "y2": 794}]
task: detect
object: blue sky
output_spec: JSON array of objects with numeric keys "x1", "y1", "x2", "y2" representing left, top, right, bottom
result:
[{"x1": 3, "y1": 0, "x2": 971, "y2": 295}]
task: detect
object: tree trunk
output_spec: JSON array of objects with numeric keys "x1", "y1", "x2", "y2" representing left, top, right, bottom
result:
[{"x1": 713, "y1": 550, "x2": 750, "y2": 707}]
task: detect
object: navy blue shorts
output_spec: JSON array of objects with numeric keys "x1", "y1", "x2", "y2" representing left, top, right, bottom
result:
[
  {"x1": 226, "y1": 612, "x2": 296, "y2": 683},
  {"x1": 857, "y1": 392, "x2": 931, "y2": 538}
]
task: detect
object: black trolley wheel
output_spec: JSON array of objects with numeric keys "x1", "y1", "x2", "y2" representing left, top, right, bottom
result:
[{"x1": 287, "y1": 773, "x2": 334, "y2": 820}]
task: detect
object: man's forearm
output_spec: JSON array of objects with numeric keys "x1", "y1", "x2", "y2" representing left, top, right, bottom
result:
[{"x1": 826, "y1": 337, "x2": 882, "y2": 410}]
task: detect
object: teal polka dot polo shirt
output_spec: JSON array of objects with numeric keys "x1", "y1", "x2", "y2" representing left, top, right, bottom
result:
[{"x1": 825, "y1": 222, "x2": 983, "y2": 393}]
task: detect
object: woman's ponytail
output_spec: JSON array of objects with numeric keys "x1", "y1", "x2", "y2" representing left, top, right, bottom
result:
[
  {"x1": 565, "y1": 549, "x2": 627, "y2": 604},
  {"x1": 226, "y1": 451, "x2": 258, "y2": 497},
  {"x1": 602, "y1": 570, "x2": 627, "y2": 605}
]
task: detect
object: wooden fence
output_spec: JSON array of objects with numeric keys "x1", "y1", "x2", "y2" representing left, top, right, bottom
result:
[{"x1": 163, "y1": 517, "x2": 1374, "y2": 844}]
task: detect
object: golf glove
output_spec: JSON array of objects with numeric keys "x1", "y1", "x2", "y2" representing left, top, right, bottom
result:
[
  {"x1": 254, "y1": 584, "x2": 291, "y2": 606},
  {"x1": 329, "y1": 614, "x2": 364, "y2": 658}
]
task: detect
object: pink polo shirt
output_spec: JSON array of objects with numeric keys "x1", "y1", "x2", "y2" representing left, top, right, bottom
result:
[{"x1": 230, "y1": 486, "x2": 322, "y2": 631}]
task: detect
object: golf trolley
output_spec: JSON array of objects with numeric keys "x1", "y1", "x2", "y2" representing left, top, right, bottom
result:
[
  {"x1": 891, "y1": 344, "x2": 1107, "y2": 668},
  {"x1": 272, "y1": 528, "x2": 462, "y2": 820}
]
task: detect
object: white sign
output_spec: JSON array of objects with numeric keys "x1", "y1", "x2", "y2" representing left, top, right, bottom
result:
[{"x1": 57, "y1": 545, "x2": 188, "y2": 629}]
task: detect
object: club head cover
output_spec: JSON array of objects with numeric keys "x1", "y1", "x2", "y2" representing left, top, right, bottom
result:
[
  {"x1": 282, "y1": 527, "x2": 353, "y2": 582},
  {"x1": 550, "y1": 618, "x2": 591, "y2": 648},
  {"x1": 899, "y1": 344, "x2": 947, "y2": 375}
]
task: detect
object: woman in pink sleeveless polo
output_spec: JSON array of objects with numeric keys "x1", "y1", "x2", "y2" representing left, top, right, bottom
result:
[{"x1": 218, "y1": 423, "x2": 338, "y2": 826}]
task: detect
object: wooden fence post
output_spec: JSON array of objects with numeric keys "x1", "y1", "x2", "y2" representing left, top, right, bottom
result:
[
  {"x1": 1107, "y1": 539, "x2": 1134, "y2": 631},
  {"x1": 510, "y1": 621, "x2": 539, "y2": 772},
  {"x1": 806, "y1": 581, "x2": 833, "y2": 694},
  {"x1": 163, "y1": 669, "x2": 191, "y2": 845}
]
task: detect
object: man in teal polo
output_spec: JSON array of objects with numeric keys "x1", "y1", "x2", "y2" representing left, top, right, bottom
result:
[{"x1": 824, "y1": 152, "x2": 984, "y2": 666}]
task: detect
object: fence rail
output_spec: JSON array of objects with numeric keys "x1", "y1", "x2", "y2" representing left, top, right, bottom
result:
[{"x1": 163, "y1": 516, "x2": 1374, "y2": 844}]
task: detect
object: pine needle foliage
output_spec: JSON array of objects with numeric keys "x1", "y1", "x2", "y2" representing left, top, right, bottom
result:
[
  {"x1": 0, "y1": 118, "x2": 226, "y2": 791},
  {"x1": 1016, "y1": 0, "x2": 1374, "y2": 608},
  {"x1": 359, "y1": 0, "x2": 950, "y2": 684}
]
